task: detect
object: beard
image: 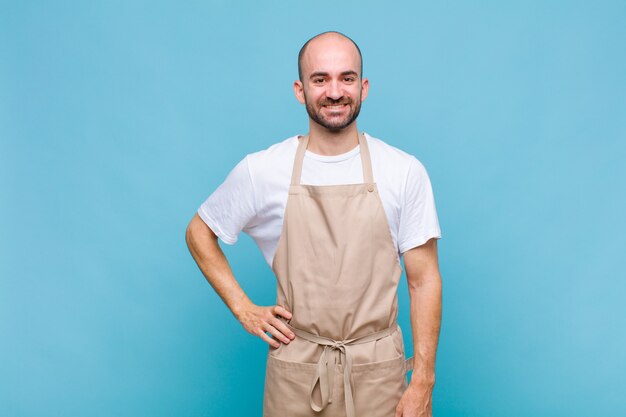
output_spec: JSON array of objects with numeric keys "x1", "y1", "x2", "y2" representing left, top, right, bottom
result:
[{"x1": 304, "y1": 93, "x2": 362, "y2": 131}]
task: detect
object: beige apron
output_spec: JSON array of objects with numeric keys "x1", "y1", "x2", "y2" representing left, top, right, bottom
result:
[{"x1": 263, "y1": 132, "x2": 413, "y2": 417}]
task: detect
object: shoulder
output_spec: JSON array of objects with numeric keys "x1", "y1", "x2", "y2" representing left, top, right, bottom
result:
[
  {"x1": 245, "y1": 135, "x2": 298, "y2": 166},
  {"x1": 243, "y1": 135, "x2": 300, "y2": 186},
  {"x1": 364, "y1": 132, "x2": 427, "y2": 180}
]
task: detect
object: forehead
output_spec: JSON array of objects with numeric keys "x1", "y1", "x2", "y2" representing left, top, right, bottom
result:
[{"x1": 301, "y1": 36, "x2": 361, "y2": 76}]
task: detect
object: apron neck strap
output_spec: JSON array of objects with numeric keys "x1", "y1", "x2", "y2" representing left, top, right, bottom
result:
[{"x1": 291, "y1": 132, "x2": 374, "y2": 186}]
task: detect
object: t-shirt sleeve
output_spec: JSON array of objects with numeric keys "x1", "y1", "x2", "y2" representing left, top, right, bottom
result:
[
  {"x1": 397, "y1": 157, "x2": 442, "y2": 254},
  {"x1": 197, "y1": 156, "x2": 257, "y2": 245}
]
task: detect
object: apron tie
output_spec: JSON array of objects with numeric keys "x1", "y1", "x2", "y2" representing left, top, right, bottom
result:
[{"x1": 284, "y1": 323, "x2": 397, "y2": 417}]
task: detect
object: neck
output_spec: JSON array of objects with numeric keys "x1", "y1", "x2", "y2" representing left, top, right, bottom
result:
[{"x1": 306, "y1": 122, "x2": 360, "y2": 156}]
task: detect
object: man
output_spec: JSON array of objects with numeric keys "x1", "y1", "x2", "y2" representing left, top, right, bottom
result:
[{"x1": 186, "y1": 31, "x2": 442, "y2": 417}]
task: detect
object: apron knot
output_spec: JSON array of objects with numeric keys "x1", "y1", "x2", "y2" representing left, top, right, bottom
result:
[
  {"x1": 330, "y1": 341, "x2": 346, "y2": 349},
  {"x1": 285, "y1": 323, "x2": 397, "y2": 417}
]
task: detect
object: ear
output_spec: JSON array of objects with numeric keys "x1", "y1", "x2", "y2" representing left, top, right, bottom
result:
[
  {"x1": 360, "y1": 77, "x2": 370, "y2": 103},
  {"x1": 293, "y1": 80, "x2": 305, "y2": 104}
]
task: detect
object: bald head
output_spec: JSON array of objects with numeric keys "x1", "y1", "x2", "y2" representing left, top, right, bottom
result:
[{"x1": 297, "y1": 31, "x2": 363, "y2": 82}]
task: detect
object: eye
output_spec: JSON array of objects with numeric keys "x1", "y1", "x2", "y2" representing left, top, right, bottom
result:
[
  {"x1": 313, "y1": 78, "x2": 325, "y2": 84},
  {"x1": 344, "y1": 77, "x2": 356, "y2": 82}
]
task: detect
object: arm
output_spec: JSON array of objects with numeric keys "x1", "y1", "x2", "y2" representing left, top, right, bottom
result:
[
  {"x1": 395, "y1": 237, "x2": 442, "y2": 417},
  {"x1": 185, "y1": 213, "x2": 295, "y2": 348}
]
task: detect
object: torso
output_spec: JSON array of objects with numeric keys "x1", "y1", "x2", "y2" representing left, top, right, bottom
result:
[
  {"x1": 263, "y1": 132, "x2": 411, "y2": 417},
  {"x1": 243, "y1": 132, "x2": 421, "y2": 265}
]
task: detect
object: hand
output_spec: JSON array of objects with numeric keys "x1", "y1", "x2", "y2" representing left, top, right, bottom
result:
[
  {"x1": 395, "y1": 381, "x2": 433, "y2": 417},
  {"x1": 238, "y1": 303, "x2": 295, "y2": 348}
]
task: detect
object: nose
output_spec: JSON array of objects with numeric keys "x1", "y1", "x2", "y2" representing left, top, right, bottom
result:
[{"x1": 326, "y1": 80, "x2": 343, "y2": 101}]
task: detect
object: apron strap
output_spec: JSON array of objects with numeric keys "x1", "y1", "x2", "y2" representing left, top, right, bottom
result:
[
  {"x1": 358, "y1": 132, "x2": 374, "y2": 184},
  {"x1": 290, "y1": 132, "x2": 374, "y2": 186},
  {"x1": 291, "y1": 135, "x2": 309, "y2": 186}
]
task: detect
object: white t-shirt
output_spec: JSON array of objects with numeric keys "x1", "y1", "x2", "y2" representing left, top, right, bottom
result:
[{"x1": 198, "y1": 132, "x2": 442, "y2": 267}]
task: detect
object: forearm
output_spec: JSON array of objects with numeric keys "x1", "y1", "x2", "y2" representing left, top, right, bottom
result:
[
  {"x1": 408, "y1": 275, "x2": 442, "y2": 386},
  {"x1": 185, "y1": 213, "x2": 252, "y2": 320}
]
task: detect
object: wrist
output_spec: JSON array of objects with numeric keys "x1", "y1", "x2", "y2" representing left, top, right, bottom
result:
[
  {"x1": 231, "y1": 296, "x2": 253, "y2": 321},
  {"x1": 409, "y1": 373, "x2": 436, "y2": 388}
]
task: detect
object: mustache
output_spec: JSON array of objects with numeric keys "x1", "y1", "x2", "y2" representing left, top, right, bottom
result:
[{"x1": 320, "y1": 98, "x2": 352, "y2": 106}]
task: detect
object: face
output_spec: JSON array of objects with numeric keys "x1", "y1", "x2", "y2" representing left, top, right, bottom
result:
[{"x1": 294, "y1": 36, "x2": 369, "y2": 131}]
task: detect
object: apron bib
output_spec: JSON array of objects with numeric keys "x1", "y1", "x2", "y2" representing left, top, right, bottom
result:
[{"x1": 263, "y1": 132, "x2": 413, "y2": 417}]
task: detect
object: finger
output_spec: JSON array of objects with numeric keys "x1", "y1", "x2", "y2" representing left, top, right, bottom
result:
[
  {"x1": 269, "y1": 315, "x2": 295, "y2": 340},
  {"x1": 257, "y1": 328, "x2": 280, "y2": 348},
  {"x1": 273, "y1": 305, "x2": 293, "y2": 320},
  {"x1": 263, "y1": 322, "x2": 291, "y2": 344}
]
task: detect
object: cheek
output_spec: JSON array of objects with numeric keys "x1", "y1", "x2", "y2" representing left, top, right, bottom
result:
[{"x1": 311, "y1": 93, "x2": 325, "y2": 105}]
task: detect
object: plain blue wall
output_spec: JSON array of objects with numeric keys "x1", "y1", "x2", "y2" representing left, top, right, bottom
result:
[{"x1": 2, "y1": 1, "x2": 625, "y2": 416}]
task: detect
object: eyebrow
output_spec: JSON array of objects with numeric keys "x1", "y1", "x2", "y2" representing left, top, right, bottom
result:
[{"x1": 309, "y1": 70, "x2": 359, "y2": 79}]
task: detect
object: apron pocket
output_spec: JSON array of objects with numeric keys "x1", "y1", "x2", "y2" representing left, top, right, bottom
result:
[
  {"x1": 350, "y1": 354, "x2": 409, "y2": 417},
  {"x1": 263, "y1": 354, "x2": 319, "y2": 417}
]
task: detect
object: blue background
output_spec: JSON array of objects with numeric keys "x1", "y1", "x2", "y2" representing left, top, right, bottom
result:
[{"x1": 2, "y1": 1, "x2": 625, "y2": 416}]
